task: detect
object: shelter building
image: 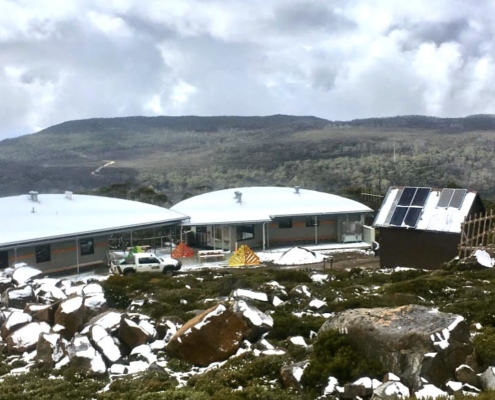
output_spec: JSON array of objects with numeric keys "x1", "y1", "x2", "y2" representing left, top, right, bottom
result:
[
  {"x1": 0, "y1": 191, "x2": 188, "y2": 273},
  {"x1": 373, "y1": 186, "x2": 484, "y2": 269},
  {"x1": 171, "y1": 186, "x2": 373, "y2": 251}
]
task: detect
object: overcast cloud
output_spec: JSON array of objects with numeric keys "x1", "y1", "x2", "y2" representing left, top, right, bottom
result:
[{"x1": 1, "y1": 0, "x2": 495, "y2": 138}]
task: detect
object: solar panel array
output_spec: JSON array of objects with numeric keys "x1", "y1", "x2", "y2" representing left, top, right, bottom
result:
[
  {"x1": 388, "y1": 187, "x2": 430, "y2": 228},
  {"x1": 436, "y1": 188, "x2": 467, "y2": 209}
]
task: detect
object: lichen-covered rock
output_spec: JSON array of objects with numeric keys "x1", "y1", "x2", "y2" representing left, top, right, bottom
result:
[
  {"x1": 54, "y1": 296, "x2": 85, "y2": 340},
  {"x1": 480, "y1": 367, "x2": 495, "y2": 391},
  {"x1": 36, "y1": 332, "x2": 66, "y2": 367},
  {"x1": 6, "y1": 321, "x2": 50, "y2": 353},
  {"x1": 319, "y1": 305, "x2": 472, "y2": 390},
  {"x1": 167, "y1": 304, "x2": 248, "y2": 367},
  {"x1": 232, "y1": 300, "x2": 273, "y2": 341}
]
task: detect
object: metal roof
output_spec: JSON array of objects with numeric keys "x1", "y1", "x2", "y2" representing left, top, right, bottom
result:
[
  {"x1": 373, "y1": 186, "x2": 478, "y2": 233},
  {"x1": 171, "y1": 186, "x2": 372, "y2": 226},
  {"x1": 0, "y1": 193, "x2": 189, "y2": 248}
]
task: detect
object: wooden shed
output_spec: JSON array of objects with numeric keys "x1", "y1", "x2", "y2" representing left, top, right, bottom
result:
[{"x1": 373, "y1": 187, "x2": 484, "y2": 269}]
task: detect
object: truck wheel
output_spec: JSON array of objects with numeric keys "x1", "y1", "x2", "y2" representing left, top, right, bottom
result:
[
  {"x1": 124, "y1": 269, "x2": 135, "y2": 276},
  {"x1": 163, "y1": 268, "x2": 174, "y2": 276}
]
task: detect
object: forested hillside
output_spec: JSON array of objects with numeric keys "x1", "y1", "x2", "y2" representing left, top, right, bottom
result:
[{"x1": 1, "y1": 114, "x2": 495, "y2": 204}]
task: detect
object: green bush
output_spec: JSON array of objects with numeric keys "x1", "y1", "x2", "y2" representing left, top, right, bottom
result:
[
  {"x1": 301, "y1": 329, "x2": 384, "y2": 394},
  {"x1": 473, "y1": 327, "x2": 495, "y2": 369},
  {"x1": 268, "y1": 310, "x2": 325, "y2": 340}
]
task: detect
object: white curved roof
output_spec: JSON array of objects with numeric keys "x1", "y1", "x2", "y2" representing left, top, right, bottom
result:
[
  {"x1": 0, "y1": 193, "x2": 188, "y2": 247},
  {"x1": 171, "y1": 187, "x2": 372, "y2": 225}
]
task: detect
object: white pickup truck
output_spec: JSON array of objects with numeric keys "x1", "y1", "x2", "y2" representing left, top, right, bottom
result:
[{"x1": 110, "y1": 253, "x2": 182, "y2": 276}]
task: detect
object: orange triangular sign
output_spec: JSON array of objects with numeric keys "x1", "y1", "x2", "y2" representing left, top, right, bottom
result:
[{"x1": 172, "y1": 242, "x2": 195, "y2": 258}]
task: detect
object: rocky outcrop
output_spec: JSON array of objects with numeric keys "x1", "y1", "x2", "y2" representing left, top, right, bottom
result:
[
  {"x1": 280, "y1": 360, "x2": 308, "y2": 391},
  {"x1": 66, "y1": 334, "x2": 106, "y2": 375},
  {"x1": 167, "y1": 304, "x2": 248, "y2": 366},
  {"x1": 319, "y1": 305, "x2": 473, "y2": 390}
]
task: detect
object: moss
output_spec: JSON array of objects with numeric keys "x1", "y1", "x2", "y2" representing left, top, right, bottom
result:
[{"x1": 473, "y1": 327, "x2": 495, "y2": 369}]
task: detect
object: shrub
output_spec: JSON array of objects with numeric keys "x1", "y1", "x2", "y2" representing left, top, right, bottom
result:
[
  {"x1": 301, "y1": 329, "x2": 384, "y2": 395},
  {"x1": 473, "y1": 327, "x2": 495, "y2": 369},
  {"x1": 268, "y1": 310, "x2": 325, "y2": 340}
]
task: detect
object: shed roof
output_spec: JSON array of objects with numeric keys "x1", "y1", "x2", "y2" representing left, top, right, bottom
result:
[
  {"x1": 0, "y1": 193, "x2": 188, "y2": 248},
  {"x1": 373, "y1": 186, "x2": 478, "y2": 233},
  {"x1": 171, "y1": 186, "x2": 372, "y2": 225}
]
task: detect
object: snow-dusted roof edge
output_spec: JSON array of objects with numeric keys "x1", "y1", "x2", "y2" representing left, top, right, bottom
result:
[{"x1": 0, "y1": 215, "x2": 188, "y2": 249}]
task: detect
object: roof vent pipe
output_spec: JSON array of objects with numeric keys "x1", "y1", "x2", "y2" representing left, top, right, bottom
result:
[
  {"x1": 29, "y1": 191, "x2": 39, "y2": 202},
  {"x1": 294, "y1": 186, "x2": 300, "y2": 194},
  {"x1": 234, "y1": 191, "x2": 242, "y2": 203},
  {"x1": 65, "y1": 191, "x2": 73, "y2": 200}
]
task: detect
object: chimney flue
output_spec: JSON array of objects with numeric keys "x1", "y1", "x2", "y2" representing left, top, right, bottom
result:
[
  {"x1": 29, "y1": 191, "x2": 39, "y2": 202},
  {"x1": 294, "y1": 186, "x2": 300, "y2": 194},
  {"x1": 234, "y1": 191, "x2": 242, "y2": 203}
]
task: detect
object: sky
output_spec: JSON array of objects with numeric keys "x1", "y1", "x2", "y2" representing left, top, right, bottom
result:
[{"x1": 1, "y1": 0, "x2": 495, "y2": 139}]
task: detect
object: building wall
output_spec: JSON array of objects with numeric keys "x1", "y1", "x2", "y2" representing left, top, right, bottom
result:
[
  {"x1": 6, "y1": 235, "x2": 109, "y2": 273},
  {"x1": 378, "y1": 228, "x2": 460, "y2": 270},
  {"x1": 267, "y1": 215, "x2": 338, "y2": 246}
]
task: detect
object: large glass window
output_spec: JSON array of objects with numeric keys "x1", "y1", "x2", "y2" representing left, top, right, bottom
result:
[
  {"x1": 80, "y1": 238, "x2": 94, "y2": 256},
  {"x1": 278, "y1": 218, "x2": 292, "y2": 229},
  {"x1": 236, "y1": 225, "x2": 255, "y2": 241},
  {"x1": 35, "y1": 245, "x2": 51, "y2": 263},
  {"x1": 0, "y1": 251, "x2": 8, "y2": 269}
]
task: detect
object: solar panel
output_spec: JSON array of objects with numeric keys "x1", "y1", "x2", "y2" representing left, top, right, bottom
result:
[
  {"x1": 437, "y1": 188, "x2": 455, "y2": 208},
  {"x1": 397, "y1": 187, "x2": 416, "y2": 206},
  {"x1": 449, "y1": 189, "x2": 467, "y2": 209},
  {"x1": 389, "y1": 206, "x2": 408, "y2": 226},
  {"x1": 411, "y1": 188, "x2": 430, "y2": 207},
  {"x1": 404, "y1": 207, "x2": 422, "y2": 227}
]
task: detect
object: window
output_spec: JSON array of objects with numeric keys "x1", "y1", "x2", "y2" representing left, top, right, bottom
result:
[
  {"x1": 80, "y1": 238, "x2": 94, "y2": 256},
  {"x1": 236, "y1": 225, "x2": 255, "y2": 241},
  {"x1": 306, "y1": 216, "x2": 320, "y2": 227},
  {"x1": 278, "y1": 218, "x2": 292, "y2": 229},
  {"x1": 35, "y1": 245, "x2": 51, "y2": 263},
  {"x1": 0, "y1": 251, "x2": 8, "y2": 269}
]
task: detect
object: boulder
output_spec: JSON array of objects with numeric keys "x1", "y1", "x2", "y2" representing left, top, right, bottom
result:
[
  {"x1": 445, "y1": 380, "x2": 481, "y2": 395},
  {"x1": 84, "y1": 294, "x2": 108, "y2": 322},
  {"x1": 84, "y1": 310, "x2": 122, "y2": 333},
  {"x1": 118, "y1": 317, "x2": 153, "y2": 350},
  {"x1": 54, "y1": 296, "x2": 86, "y2": 340},
  {"x1": 156, "y1": 316, "x2": 183, "y2": 342},
  {"x1": 24, "y1": 303, "x2": 58, "y2": 325},
  {"x1": 89, "y1": 324, "x2": 122, "y2": 364},
  {"x1": 66, "y1": 333, "x2": 106, "y2": 375},
  {"x1": 319, "y1": 305, "x2": 473, "y2": 390},
  {"x1": 280, "y1": 360, "x2": 308, "y2": 392},
  {"x1": 232, "y1": 300, "x2": 273, "y2": 341},
  {"x1": 342, "y1": 383, "x2": 367, "y2": 399},
  {"x1": 6, "y1": 321, "x2": 50, "y2": 353},
  {"x1": 35, "y1": 283, "x2": 67, "y2": 304},
  {"x1": 130, "y1": 344, "x2": 157, "y2": 364},
  {"x1": 0, "y1": 277, "x2": 13, "y2": 295},
  {"x1": 230, "y1": 289, "x2": 268, "y2": 302},
  {"x1": 289, "y1": 285, "x2": 312, "y2": 299},
  {"x1": 12, "y1": 266, "x2": 42, "y2": 286},
  {"x1": 480, "y1": 367, "x2": 495, "y2": 391},
  {"x1": 372, "y1": 381, "x2": 410, "y2": 399},
  {"x1": 36, "y1": 332, "x2": 66, "y2": 367},
  {"x1": 167, "y1": 304, "x2": 248, "y2": 367},
  {"x1": 3, "y1": 285, "x2": 36, "y2": 309},
  {"x1": 455, "y1": 364, "x2": 480, "y2": 388},
  {"x1": 1, "y1": 311, "x2": 32, "y2": 339}
]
